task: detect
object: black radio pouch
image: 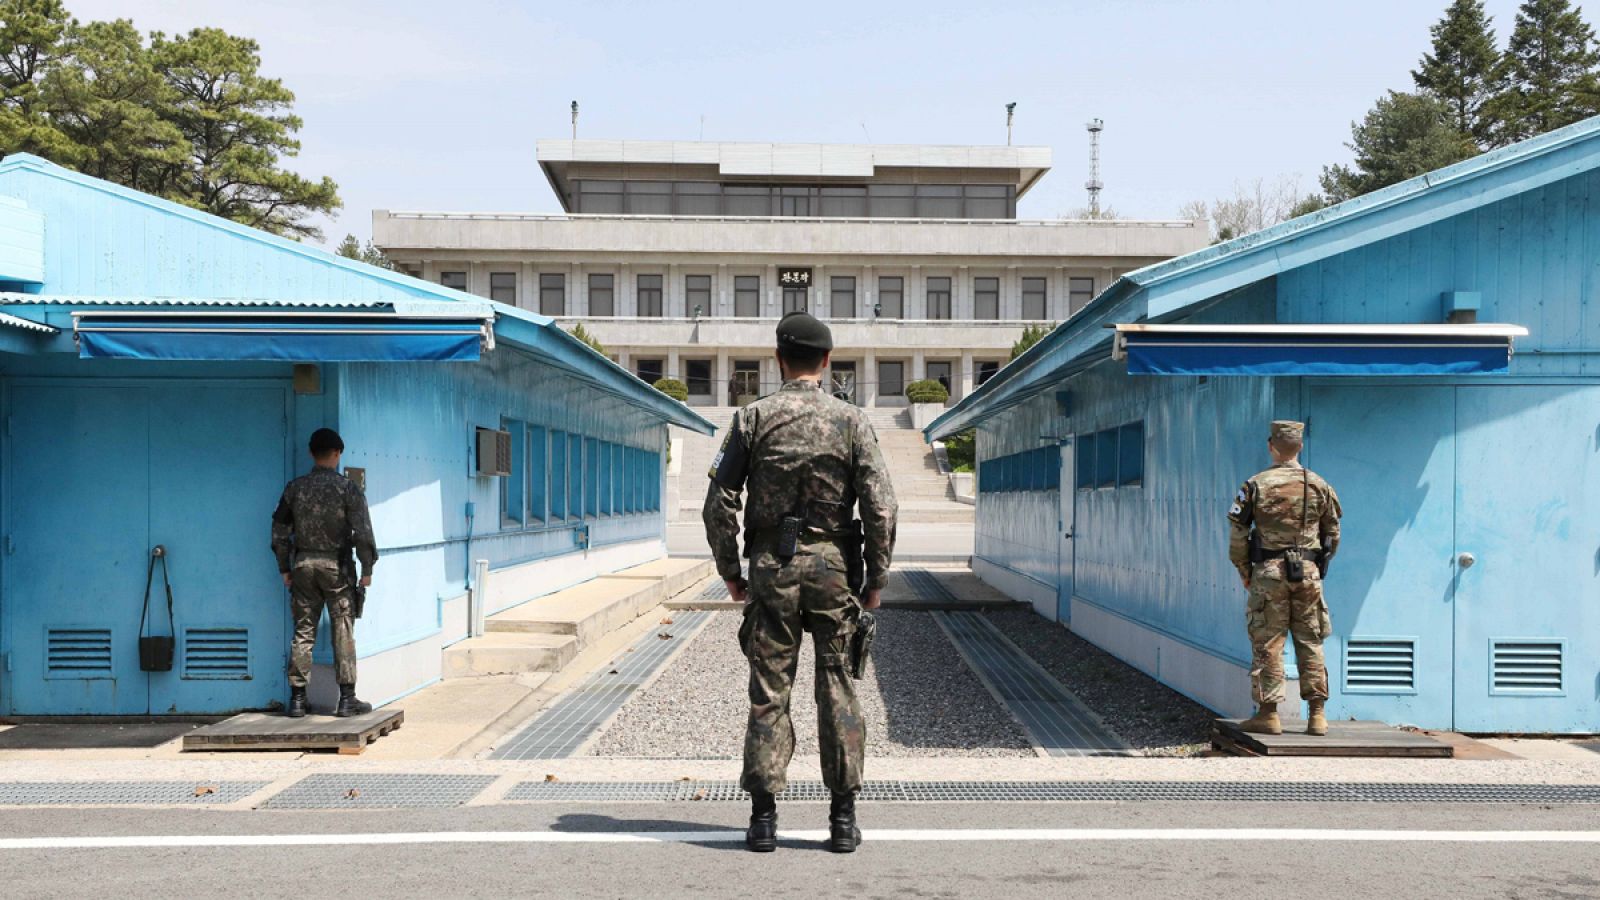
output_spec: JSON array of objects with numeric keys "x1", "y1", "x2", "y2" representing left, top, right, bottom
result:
[
  {"x1": 1284, "y1": 549, "x2": 1306, "y2": 583},
  {"x1": 778, "y1": 515, "x2": 802, "y2": 559}
]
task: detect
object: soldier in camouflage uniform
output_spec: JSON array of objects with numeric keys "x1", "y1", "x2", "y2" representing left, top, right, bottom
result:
[
  {"x1": 704, "y1": 311, "x2": 897, "y2": 854},
  {"x1": 1227, "y1": 420, "x2": 1341, "y2": 736},
  {"x1": 271, "y1": 428, "x2": 379, "y2": 718}
]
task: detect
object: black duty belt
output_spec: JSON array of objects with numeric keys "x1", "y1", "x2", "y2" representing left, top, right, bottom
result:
[{"x1": 1257, "y1": 548, "x2": 1316, "y2": 561}]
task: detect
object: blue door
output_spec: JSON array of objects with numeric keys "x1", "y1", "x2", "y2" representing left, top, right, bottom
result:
[{"x1": 2, "y1": 380, "x2": 290, "y2": 715}]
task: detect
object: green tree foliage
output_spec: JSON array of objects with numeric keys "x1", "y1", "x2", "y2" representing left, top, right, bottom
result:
[
  {"x1": 0, "y1": 0, "x2": 73, "y2": 159},
  {"x1": 1413, "y1": 0, "x2": 1502, "y2": 147},
  {"x1": 1318, "y1": 92, "x2": 1477, "y2": 203},
  {"x1": 568, "y1": 323, "x2": 607, "y2": 356},
  {"x1": 335, "y1": 233, "x2": 394, "y2": 269},
  {"x1": 1484, "y1": 0, "x2": 1600, "y2": 145},
  {"x1": 652, "y1": 377, "x2": 689, "y2": 402},
  {"x1": 942, "y1": 429, "x2": 976, "y2": 473},
  {"x1": 1010, "y1": 323, "x2": 1053, "y2": 361}
]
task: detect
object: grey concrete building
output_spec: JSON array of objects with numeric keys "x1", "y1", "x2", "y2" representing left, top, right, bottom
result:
[{"x1": 372, "y1": 139, "x2": 1206, "y2": 409}]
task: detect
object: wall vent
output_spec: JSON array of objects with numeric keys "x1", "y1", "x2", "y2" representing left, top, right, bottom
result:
[
  {"x1": 46, "y1": 628, "x2": 113, "y2": 679},
  {"x1": 183, "y1": 627, "x2": 250, "y2": 680},
  {"x1": 1344, "y1": 638, "x2": 1416, "y2": 693},
  {"x1": 1491, "y1": 639, "x2": 1564, "y2": 695}
]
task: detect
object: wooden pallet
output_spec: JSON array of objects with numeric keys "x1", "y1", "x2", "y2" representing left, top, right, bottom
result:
[
  {"x1": 182, "y1": 709, "x2": 404, "y2": 755},
  {"x1": 1211, "y1": 718, "x2": 1454, "y2": 758}
]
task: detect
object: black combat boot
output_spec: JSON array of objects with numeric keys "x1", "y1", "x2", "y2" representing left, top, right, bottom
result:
[
  {"x1": 746, "y1": 790, "x2": 778, "y2": 853},
  {"x1": 828, "y1": 791, "x2": 862, "y2": 853},
  {"x1": 286, "y1": 687, "x2": 308, "y2": 718},
  {"x1": 334, "y1": 684, "x2": 372, "y2": 718}
]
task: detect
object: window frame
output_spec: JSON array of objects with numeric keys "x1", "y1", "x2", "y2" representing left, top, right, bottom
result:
[
  {"x1": 489, "y1": 272, "x2": 517, "y2": 305},
  {"x1": 877, "y1": 276, "x2": 904, "y2": 318},
  {"x1": 974, "y1": 276, "x2": 1000, "y2": 320},
  {"x1": 501, "y1": 417, "x2": 526, "y2": 527},
  {"x1": 539, "y1": 272, "x2": 566, "y2": 316},
  {"x1": 830, "y1": 276, "x2": 856, "y2": 319},
  {"x1": 587, "y1": 273, "x2": 615, "y2": 316},
  {"x1": 1021, "y1": 277, "x2": 1047, "y2": 320},
  {"x1": 926, "y1": 276, "x2": 952, "y2": 320},
  {"x1": 549, "y1": 430, "x2": 568, "y2": 520},
  {"x1": 878, "y1": 361, "x2": 905, "y2": 397},
  {"x1": 636, "y1": 273, "x2": 664, "y2": 317},
  {"x1": 734, "y1": 275, "x2": 761, "y2": 318},
  {"x1": 527, "y1": 425, "x2": 547, "y2": 522},
  {"x1": 1069, "y1": 276, "x2": 1096, "y2": 311},
  {"x1": 440, "y1": 271, "x2": 467, "y2": 291},
  {"x1": 685, "y1": 274, "x2": 712, "y2": 318}
]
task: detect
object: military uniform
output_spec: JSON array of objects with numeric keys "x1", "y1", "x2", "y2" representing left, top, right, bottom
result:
[
  {"x1": 271, "y1": 464, "x2": 378, "y2": 694},
  {"x1": 1227, "y1": 421, "x2": 1341, "y2": 733}
]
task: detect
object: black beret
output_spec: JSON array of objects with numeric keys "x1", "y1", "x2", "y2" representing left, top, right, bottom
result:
[
  {"x1": 309, "y1": 428, "x2": 345, "y2": 455},
  {"x1": 776, "y1": 311, "x2": 833, "y2": 351}
]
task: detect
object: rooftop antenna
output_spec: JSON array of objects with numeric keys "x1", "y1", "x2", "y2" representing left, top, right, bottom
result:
[
  {"x1": 860, "y1": 121, "x2": 872, "y2": 144},
  {"x1": 1085, "y1": 118, "x2": 1104, "y2": 218},
  {"x1": 570, "y1": 100, "x2": 579, "y2": 140},
  {"x1": 1005, "y1": 102, "x2": 1016, "y2": 146},
  {"x1": 699, "y1": 114, "x2": 705, "y2": 141}
]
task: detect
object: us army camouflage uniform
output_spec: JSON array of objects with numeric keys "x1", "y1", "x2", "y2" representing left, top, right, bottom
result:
[
  {"x1": 271, "y1": 465, "x2": 378, "y2": 689},
  {"x1": 703, "y1": 380, "x2": 897, "y2": 796},
  {"x1": 1227, "y1": 463, "x2": 1341, "y2": 705}
]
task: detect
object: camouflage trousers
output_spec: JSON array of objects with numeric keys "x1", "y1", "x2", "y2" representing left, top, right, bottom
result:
[
  {"x1": 1246, "y1": 559, "x2": 1332, "y2": 704},
  {"x1": 288, "y1": 561, "x2": 358, "y2": 688},
  {"x1": 739, "y1": 543, "x2": 865, "y2": 796}
]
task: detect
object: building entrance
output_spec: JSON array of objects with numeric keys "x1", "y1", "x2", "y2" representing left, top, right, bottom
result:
[
  {"x1": 782, "y1": 287, "x2": 808, "y2": 315},
  {"x1": 829, "y1": 361, "x2": 858, "y2": 405}
]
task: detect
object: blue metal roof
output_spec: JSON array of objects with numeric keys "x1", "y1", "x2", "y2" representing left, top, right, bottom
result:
[{"x1": 927, "y1": 114, "x2": 1600, "y2": 440}]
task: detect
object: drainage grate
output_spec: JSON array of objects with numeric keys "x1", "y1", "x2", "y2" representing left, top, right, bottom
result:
[
  {"x1": 262, "y1": 774, "x2": 497, "y2": 809},
  {"x1": 900, "y1": 568, "x2": 964, "y2": 605},
  {"x1": 936, "y1": 610, "x2": 1130, "y2": 757},
  {"x1": 501, "y1": 780, "x2": 1600, "y2": 804},
  {"x1": 695, "y1": 580, "x2": 730, "y2": 603},
  {"x1": 491, "y1": 610, "x2": 714, "y2": 760},
  {"x1": 0, "y1": 781, "x2": 267, "y2": 806}
]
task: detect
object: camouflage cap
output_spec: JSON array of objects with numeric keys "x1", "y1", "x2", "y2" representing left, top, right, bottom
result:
[
  {"x1": 776, "y1": 311, "x2": 833, "y2": 351},
  {"x1": 1269, "y1": 420, "x2": 1305, "y2": 442}
]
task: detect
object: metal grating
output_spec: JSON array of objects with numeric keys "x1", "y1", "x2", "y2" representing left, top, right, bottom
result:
[
  {"x1": 262, "y1": 774, "x2": 496, "y2": 809},
  {"x1": 45, "y1": 628, "x2": 113, "y2": 679},
  {"x1": 900, "y1": 568, "x2": 963, "y2": 605},
  {"x1": 935, "y1": 610, "x2": 1130, "y2": 757},
  {"x1": 695, "y1": 579, "x2": 730, "y2": 603},
  {"x1": 0, "y1": 781, "x2": 266, "y2": 806},
  {"x1": 1491, "y1": 640, "x2": 1564, "y2": 694},
  {"x1": 183, "y1": 627, "x2": 250, "y2": 680},
  {"x1": 1345, "y1": 638, "x2": 1416, "y2": 693},
  {"x1": 491, "y1": 610, "x2": 714, "y2": 760},
  {"x1": 502, "y1": 780, "x2": 1600, "y2": 805}
]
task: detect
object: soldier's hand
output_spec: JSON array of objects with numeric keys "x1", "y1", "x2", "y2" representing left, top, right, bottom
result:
[
  {"x1": 726, "y1": 579, "x2": 748, "y2": 604},
  {"x1": 862, "y1": 588, "x2": 882, "y2": 610},
  {"x1": 359, "y1": 575, "x2": 372, "y2": 588},
  {"x1": 281, "y1": 571, "x2": 292, "y2": 588}
]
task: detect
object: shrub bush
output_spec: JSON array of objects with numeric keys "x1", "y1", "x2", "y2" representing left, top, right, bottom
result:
[
  {"x1": 905, "y1": 379, "x2": 949, "y2": 404},
  {"x1": 653, "y1": 378, "x2": 689, "y2": 402},
  {"x1": 942, "y1": 428, "x2": 976, "y2": 472}
]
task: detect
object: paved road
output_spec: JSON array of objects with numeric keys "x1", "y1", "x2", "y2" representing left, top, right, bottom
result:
[{"x1": 5, "y1": 801, "x2": 1598, "y2": 898}]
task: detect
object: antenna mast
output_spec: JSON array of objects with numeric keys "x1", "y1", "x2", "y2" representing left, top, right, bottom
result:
[
  {"x1": 1085, "y1": 118, "x2": 1104, "y2": 218},
  {"x1": 571, "y1": 101, "x2": 579, "y2": 140},
  {"x1": 1005, "y1": 102, "x2": 1016, "y2": 146}
]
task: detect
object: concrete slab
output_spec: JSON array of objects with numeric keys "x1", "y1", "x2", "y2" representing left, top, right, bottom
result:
[
  {"x1": 442, "y1": 633, "x2": 578, "y2": 678},
  {"x1": 487, "y1": 579, "x2": 661, "y2": 646},
  {"x1": 1212, "y1": 719, "x2": 1454, "y2": 758},
  {"x1": 184, "y1": 710, "x2": 404, "y2": 756}
]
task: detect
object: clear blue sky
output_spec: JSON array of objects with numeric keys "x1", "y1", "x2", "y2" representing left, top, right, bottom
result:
[{"x1": 69, "y1": 0, "x2": 1539, "y2": 245}]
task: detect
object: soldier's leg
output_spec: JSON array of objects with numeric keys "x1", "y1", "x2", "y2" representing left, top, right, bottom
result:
[
  {"x1": 287, "y1": 566, "x2": 326, "y2": 690},
  {"x1": 741, "y1": 553, "x2": 804, "y2": 795},
  {"x1": 318, "y1": 567, "x2": 359, "y2": 687},
  {"x1": 1288, "y1": 580, "x2": 1330, "y2": 702},
  {"x1": 802, "y1": 548, "x2": 864, "y2": 796},
  {"x1": 1247, "y1": 571, "x2": 1292, "y2": 706}
]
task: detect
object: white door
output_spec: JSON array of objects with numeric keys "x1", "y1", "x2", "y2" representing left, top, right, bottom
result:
[{"x1": 1057, "y1": 438, "x2": 1076, "y2": 623}]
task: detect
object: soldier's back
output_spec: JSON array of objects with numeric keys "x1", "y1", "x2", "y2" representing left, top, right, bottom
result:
[
  {"x1": 740, "y1": 385, "x2": 870, "y2": 532},
  {"x1": 1247, "y1": 464, "x2": 1335, "y2": 549},
  {"x1": 280, "y1": 467, "x2": 356, "y2": 551}
]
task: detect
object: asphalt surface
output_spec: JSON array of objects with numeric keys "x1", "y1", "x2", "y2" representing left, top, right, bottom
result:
[{"x1": 5, "y1": 802, "x2": 1599, "y2": 899}]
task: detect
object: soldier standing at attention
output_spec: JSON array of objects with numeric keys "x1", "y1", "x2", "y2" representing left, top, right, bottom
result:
[
  {"x1": 704, "y1": 311, "x2": 897, "y2": 854},
  {"x1": 271, "y1": 428, "x2": 379, "y2": 718},
  {"x1": 1228, "y1": 420, "x2": 1341, "y2": 736}
]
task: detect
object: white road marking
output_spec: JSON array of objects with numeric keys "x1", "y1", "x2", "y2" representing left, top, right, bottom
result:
[{"x1": 4, "y1": 828, "x2": 1600, "y2": 850}]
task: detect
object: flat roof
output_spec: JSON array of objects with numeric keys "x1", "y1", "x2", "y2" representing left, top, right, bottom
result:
[{"x1": 536, "y1": 139, "x2": 1052, "y2": 209}]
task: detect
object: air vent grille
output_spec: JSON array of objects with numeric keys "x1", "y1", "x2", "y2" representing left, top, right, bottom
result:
[
  {"x1": 46, "y1": 628, "x2": 113, "y2": 679},
  {"x1": 1491, "y1": 640, "x2": 1563, "y2": 695},
  {"x1": 1344, "y1": 638, "x2": 1415, "y2": 693},
  {"x1": 183, "y1": 627, "x2": 250, "y2": 680}
]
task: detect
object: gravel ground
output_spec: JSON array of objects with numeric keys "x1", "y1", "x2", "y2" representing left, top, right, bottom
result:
[
  {"x1": 589, "y1": 610, "x2": 1035, "y2": 758},
  {"x1": 982, "y1": 608, "x2": 1215, "y2": 757}
]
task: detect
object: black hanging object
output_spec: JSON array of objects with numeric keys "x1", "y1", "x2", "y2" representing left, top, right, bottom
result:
[{"x1": 139, "y1": 545, "x2": 175, "y2": 672}]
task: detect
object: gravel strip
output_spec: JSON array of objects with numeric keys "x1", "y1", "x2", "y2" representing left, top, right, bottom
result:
[
  {"x1": 590, "y1": 610, "x2": 1034, "y2": 758},
  {"x1": 982, "y1": 608, "x2": 1215, "y2": 757}
]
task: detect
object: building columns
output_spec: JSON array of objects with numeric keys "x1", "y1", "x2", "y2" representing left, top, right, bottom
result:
[
  {"x1": 764, "y1": 264, "x2": 778, "y2": 318},
  {"x1": 909, "y1": 265, "x2": 924, "y2": 319},
  {"x1": 861, "y1": 264, "x2": 874, "y2": 319},
  {"x1": 667, "y1": 347, "x2": 681, "y2": 382},
  {"x1": 959, "y1": 350, "x2": 975, "y2": 400},
  {"x1": 715, "y1": 350, "x2": 731, "y2": 406},
  {"x1": 912, "y1": 349, "x2": 927, "y2": 385},
  {"x1": 862, "y1": 348, "x2": 878, "y2": 408}
]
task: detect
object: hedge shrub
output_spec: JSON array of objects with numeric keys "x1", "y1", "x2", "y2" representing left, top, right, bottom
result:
[
  {"x1": 653, "y1": 377, "x2": 689, "y2": 402},
  {"x1": 906, "y1": 379, "x2": 950, "y2": 404}
]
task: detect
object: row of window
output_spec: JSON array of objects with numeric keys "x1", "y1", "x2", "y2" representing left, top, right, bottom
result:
[
  {"x1": 440, "y1": 271, "x2": 1095, "y2": 320},
  {"x1": 631, "y1": 358, "x2": 1002, "y2": 399},
  {"x1": 977, "y1": 447, "x2": 1062, "y2": 494},
  {"x1": 570, "y1": 180, "x2": 1017, "y2": 219},
  {"x1": 500, "y1": 420, "x2": 661, "y2": 528},
  {"x1": 1075, "y1": 422, "x2": 1145, "y2": 490}
]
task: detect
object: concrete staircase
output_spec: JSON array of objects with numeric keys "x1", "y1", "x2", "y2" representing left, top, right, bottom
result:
[{"x1": 442, "y1": 557, "x2": 714, "y2": 678}]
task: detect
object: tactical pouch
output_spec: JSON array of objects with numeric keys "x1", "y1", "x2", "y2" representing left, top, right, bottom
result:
[
  {"x1": 138, "y1": 547, "x2": 176, "y2": 673},
  {"x1": 849, "y1": 611, "x2": 876, "y2": 680},
  {"x1": 1284, "y1": 549, "x2": 1305, "y2": 583},
  {"x1": 777, "y1": 515, "x2": 802, "y2": 559}
]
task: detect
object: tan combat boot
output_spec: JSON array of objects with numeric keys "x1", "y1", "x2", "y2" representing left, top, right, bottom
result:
[
  {"x1": 1239, "y1": 702, "x2": 1282, "y2": 735},
  {"x1": 1307, "y1": 700, "x2": 1328, "y2": 736}
]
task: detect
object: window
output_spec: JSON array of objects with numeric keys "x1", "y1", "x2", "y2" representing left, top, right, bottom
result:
[
  {"x1": 926, "y1": 277, "x2": 952, "y2": 319},
  {"x1": 1118, "y1": 422, "x2": 1145, "y2": 487},
  {"x1": 974, "y1": 277, "x2": 999, "y2": 320},
  {"x1": 598, "y1": 441, "x2": 613, "y2": 515},
  {"x1": 636, "y1": 359, "x2": 664, "y2": 383},
  {"x1": 527, "y1": 426, "x2": 547, "y2": 522},
  {"x1": 916, "y1": 184, "x2": 964, "y2": 218},
  {"x1": 686, "y1": 360, "x2": 712, "y2": 396},
  {"x1": 625, "y1": 181, "x2": 672, "y2": 215},
  {"x1": 586, "y1": 437, "x2": 600, "y2": 518},
  {"x1": 637, "y1": 274, "x2": 663, "y2": 317},
  {"x1": 778, "y1": 186, "x2": 814, "y2": 216},
  {"x1": 819, "y1": 186, "x2": 867, "y2": 217},
  {"x1": 539, "y1": 273, "x2": 566, "y2": 316},
  {"x1": 1069, "y1": 277, "x2": 1096, "y2": 311},
  {"x1": 624, "y1": 447, "x2": 638, "y2": 514},
  {"x1": 1075, "y1": 437, "x2": 1096, "y2": 490},
  {"x1": 830, "y1": 276, "x2": 856, "y2": 319},
  {"x1": 1096, "y1": 429, "x2": 1118, "y2": 488},
  {"x1": 588, "y1": 273, "x2": 615, "y2": 316},
  {"x1": 490, "y1": 272, "x2": 517, "y2": 305},
  {"x1": 686, "y1": 274, "x2": 712, "y2": 318},
  {"x1": 964, "y1": 184, "x2": 1013, "y2": 219},
  {"x1": 878, "y1": 361, "x2": 905, "y2": 396},
  {"x1": 550, "y1": 430, "x2": 568, "y2": 519},
  {"x1": 576, "y1": 180, "x2": 623, "y2": 214},
  {"x1": 878, "y1": 276, "x2": 904, "y2": 318},
  {"x1": 868, "y1": 184, "x2": 915, "y2": 218},
  {"x1": 568, "y1": 434, "x2": 584, "y2": 519},
  {"x1": 611, "y1": 443, "x2": 625, "y2": 513},
  {"x1": 724, "y1": 185, "x2": 771, "y2": 216},
  {"x1": 1022, "y1": 277, "x2": 1047, "y2": 320},
  {"x1": 782, "y1": 287, "x2": 807, "y2": 315},
  {"x1": 734, "y1": 275, "x2": 760, "y2": 317},
  {"x1": 502, "y1": 418, "x2": 525, "y2": 526},
  {"x1": 440, "y1": 271, "x2": 467, "y2": 291},
  {"x1": 676, "y1": 181, "x2": 721, "y2": 216},
  {"x1": 977, "y1": 360, "x2": 1000, "y2": 385}
]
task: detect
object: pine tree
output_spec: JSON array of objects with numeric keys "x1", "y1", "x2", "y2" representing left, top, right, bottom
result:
[
  {"x1": 1319, "y1": 92, "x2": 1477, "y2": 202},
  {"x1": 335, "y1": 233, "x2": 393, "y2": 269},
  {"x1": 0, "y1": 0, "x2": 75, "y2": 160},
  {"x1": 1412, "y1": 0, "x2": 1501, "y2": 148},
  {"x1": 1485, "y1": 0, "x2": 1600, "y2": 145}
]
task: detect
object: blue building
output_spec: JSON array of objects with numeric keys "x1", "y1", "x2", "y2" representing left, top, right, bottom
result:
[
  {"x1": 0, "y1": 154, "x2": 710, "y2": 716},
  {"x1": 929, "y1": 117, "x2": 1600, "y2": 734}
]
